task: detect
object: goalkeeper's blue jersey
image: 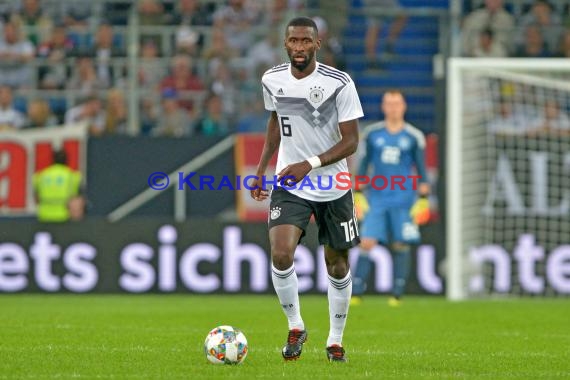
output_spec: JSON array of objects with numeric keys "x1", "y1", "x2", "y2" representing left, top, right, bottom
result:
[{"x1": 358, "y1": 121, "x2": 427, "y2": 208}]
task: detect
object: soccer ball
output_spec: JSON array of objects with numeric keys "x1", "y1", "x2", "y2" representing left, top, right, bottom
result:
[{"x1": 204, "y1": 325, "x2": 248, "y2": 365}]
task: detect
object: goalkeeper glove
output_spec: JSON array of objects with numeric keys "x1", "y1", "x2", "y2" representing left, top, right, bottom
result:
[
  {"x1": 410, "y1": 195, "x2": 430, "y2": 225},
  {"x1": 354, "y1": 191, "x2": 369, "y2": 220}
]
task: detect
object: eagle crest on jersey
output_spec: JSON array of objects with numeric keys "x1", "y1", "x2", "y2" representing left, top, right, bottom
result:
[
  {"x1": 309, "y1": 86, "x2": 324, "y2": 103},
  {"x1": 261, "y1": 62, "x2": 364, "y2": 202}
]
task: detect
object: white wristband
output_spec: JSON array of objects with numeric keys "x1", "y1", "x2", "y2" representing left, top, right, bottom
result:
[{"x1": 307, "y1": 156, "x2": 322, "y2": 169}]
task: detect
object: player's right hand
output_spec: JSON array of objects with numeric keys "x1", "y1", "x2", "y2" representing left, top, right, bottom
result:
[{"x1": 250, "y1": 175, "x2": 268, "y2": 201}]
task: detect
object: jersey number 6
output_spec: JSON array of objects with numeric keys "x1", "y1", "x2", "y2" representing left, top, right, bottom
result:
[{"x1": 280, "y1": 116, "x2": 292, "y2": 137}]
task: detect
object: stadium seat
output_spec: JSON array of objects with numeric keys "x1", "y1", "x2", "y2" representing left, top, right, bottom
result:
[{"x1": 344, "y1": 1, "x2": 446, "y2": 133}]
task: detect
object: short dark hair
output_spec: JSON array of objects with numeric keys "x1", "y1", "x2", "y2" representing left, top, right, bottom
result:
[
  {"x1": 53, "y1": 149, "x2": 67, "y2": 165},
  {"x1": 285, "y1": 17, "x2": 318, "y2": 37}
]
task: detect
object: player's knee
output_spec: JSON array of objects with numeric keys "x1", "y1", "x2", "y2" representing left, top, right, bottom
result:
[
  {"x1": 392, "y1": 242, "x2": 409, "y2": 252},
  {"x1": 325, "y1": 255, "x2": 349, "y2": 278},
  {"x1": 360, "y1": 238, "x2": 376, "y2": 251},
  {"x1": 271, "y1": 243, "x2": 295, "y2": 270}
]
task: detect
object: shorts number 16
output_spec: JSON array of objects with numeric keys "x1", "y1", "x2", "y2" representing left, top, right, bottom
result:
[{"x1": 340, "y1": 218, "x2": 359, "y2": 242}]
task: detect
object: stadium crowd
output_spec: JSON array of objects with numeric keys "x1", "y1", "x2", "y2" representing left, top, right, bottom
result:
[
  {"x1": 0, "y1": 0, "x2": 346, "y2": 136},
  {"x1": 461, "y1": 0, "x2": 570, "y2": 58},
  {"x1": 461, "y1": 0, "x2": 570, "y2": 136},
  {"x1": 0, "y1": 0, "x2": 568, "y2": 136}
]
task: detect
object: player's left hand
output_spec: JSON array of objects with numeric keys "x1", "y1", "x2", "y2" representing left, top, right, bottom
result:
[
  {"x1": 410, "y1": 196, "x2": 430, "y2": 225},
  {"x1": 277, "y1": 161, "x2": 312, "y2": 187}
]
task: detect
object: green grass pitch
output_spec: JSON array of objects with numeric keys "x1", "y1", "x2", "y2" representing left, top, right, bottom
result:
[{"x1": 0, "y1": 295, "x2": 569, "y2": 379}]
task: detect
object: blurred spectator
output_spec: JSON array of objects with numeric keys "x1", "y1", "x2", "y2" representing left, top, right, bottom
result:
[
  {"x1": 363, "y1": 0, "x2": 408, "y2": 67},
  {"x1": 104, "y1": 88, "x2": 128, "y2": 134},
  {"x1": 140, "y1": 97, "x2": 159, "y2": 136},
  {"x1": 159, "y1": 55, "x2": 205, "y2": 113},
  {"x1": 462, "y1": 0, "x2": 514, "y2": 56},
  {"x1": 202, "y1": 27, "x2": 238, "y2": 77},
  {"x1": 265, "y1": 0, "x2": 297, "y2": 24},
  {"x1": 514, "y1": 25, "x2": 550, "y2": 57},
  {"x1": 528, "y1": 99, "x2": 570, "y2": 135},
  {"x1": 138, "y1": 0, "x2": 167, "y2": 52},
  {"x1": 175, "y1": 25, "x2": 200, "y2": 57},
  {"x1": 138, "y1": 0, "x2": 166, "y2": 25},
  {"x1": 171, "y1": 0, "x2": 214, "y2": 26},
  {"x1": 88, "y1": 22, "x2": 125, "y2": 88},
  {"x1": 67, "y1": 56, "x2": 108, "y2": 97},
  {"x1": 24, "y1": 98, "x2": 58, "y2": 128},
  {"x1": 517, "y1": 0, "x2": 564, "y2": 55},
  {"x1": 313, "y1": 16, "x2": 345, "y2": 70},
  {"x1": 171, "y1": 0, "x2": 213, "y2": 56},
  {"x1": 153, "y1": 89, "x2": 194, "y2": 137},
  {"x1": 209, "y1": 62, "x2": 237, "y2": 117},
  {"x1": 102, "y1": 1, "x2": 133, "y2": 26},
  {"x1": 0, "y1": 20, "x2": 35, "y2": 89},
  {"x1": 263, "y1": 0, "x2": 299, "y2": 40},
  {"x1": 246, "y1": 31, "x2": 282, "y2": 73},
  {"x1": 0, "y1": 3, "x2": 14, "y2": 16},
  {"x1": 64, "y1": 95, "x2": 106, "y2": 135},
  {"x1": 487, "y1": 100, "x2": 527, "y2": 135},
  {"x1": 236, "y1": 96, "x2": 268, "y2": 133},
  {"x1": 213, "y1": 0, "x2": 260, "y2": 55},
  {"x1": 138, "y1": 39, "x2": 165, "y2": 89},
  {"x1": 237, "y1": 63, "x2": 267, "y2": 103},
  {"x1": 555, "y1": 28, "x2": 570, "y2": 57},
  {"x1": 193, "y1": 93, "x2": 232, "y2": 137},
  {"x1": 11, "y1": 0, "x2": 53, "y2": 46},
  {"x1": 472, "y1": 29, "x2": 508, "y2": 57},
  {"x1": 55, "y1": 1, "x2": 102, "y2": 30},
  {"x1": 37, "y1": 23, "x2": 74, "y2": 90},
  {"x1": 0, "y1": 85, "x2": 26, "y2": 131}
]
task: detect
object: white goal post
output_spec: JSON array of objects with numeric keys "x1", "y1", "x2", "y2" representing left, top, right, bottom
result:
[{"x1": 446, "y1": 58, "x2": 570, "y2": 300}]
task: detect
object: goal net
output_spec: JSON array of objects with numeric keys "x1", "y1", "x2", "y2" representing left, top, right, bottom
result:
[{"x1": 446, "y1": 59, "x2": 570, "y2": 300}]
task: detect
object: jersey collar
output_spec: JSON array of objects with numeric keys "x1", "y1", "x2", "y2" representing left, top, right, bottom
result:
[{"x1": 288, "y1": 61, "x2": 320, "y2": 82}]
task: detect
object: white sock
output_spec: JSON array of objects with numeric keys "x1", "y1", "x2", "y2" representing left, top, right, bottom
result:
[
  {"x1": 327, "y1": 271, "x2": 352, "y2": 347},
  {"x1": 271, "y1": 264, "x2": 304, "y2": 330}
]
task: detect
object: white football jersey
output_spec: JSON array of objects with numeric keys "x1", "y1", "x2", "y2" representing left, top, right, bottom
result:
[{"x1": 262, "y1": 62, "x2": 364, "y2": 201}]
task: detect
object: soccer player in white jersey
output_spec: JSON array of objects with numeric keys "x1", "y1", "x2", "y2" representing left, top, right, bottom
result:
[{"x1": 250, "y1": 17, "x2": 364, "y2": 362}]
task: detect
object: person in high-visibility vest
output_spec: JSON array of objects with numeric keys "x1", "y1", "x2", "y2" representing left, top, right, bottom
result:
[{"x1": 33, "y1": 150, "x2": 84, "y2": 222}]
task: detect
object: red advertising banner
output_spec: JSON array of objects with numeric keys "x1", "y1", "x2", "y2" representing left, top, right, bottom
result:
[
  {"x1": 0, "y1": 124, "x2": 88, "y2": 216},
  {"x1": 235, "y1": 133, "x2": 277, "y2": 221}
]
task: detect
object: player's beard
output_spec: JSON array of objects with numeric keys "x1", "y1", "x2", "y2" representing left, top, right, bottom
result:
[{"x1": 290, "y1": 51, "x2": 314, "y2": 72}]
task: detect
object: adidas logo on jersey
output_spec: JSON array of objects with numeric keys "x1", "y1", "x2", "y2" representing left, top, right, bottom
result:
[{"x1": 277, "y1": 88, "x2": 284, "y2": 95}]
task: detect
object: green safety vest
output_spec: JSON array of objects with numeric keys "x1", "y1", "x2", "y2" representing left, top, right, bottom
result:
[{"x1": 32, "y1": 164, "x2": 82, "y2": 222}]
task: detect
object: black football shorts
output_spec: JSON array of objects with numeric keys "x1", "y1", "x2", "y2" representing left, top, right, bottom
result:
[{"x1": 268, "y1": 187, "x2": 360, "y2": 250}]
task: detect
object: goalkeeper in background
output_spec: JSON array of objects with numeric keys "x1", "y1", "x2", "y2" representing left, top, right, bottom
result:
[{"x1": 351, "y1": 90, "x2": 430, "y2": 306}]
